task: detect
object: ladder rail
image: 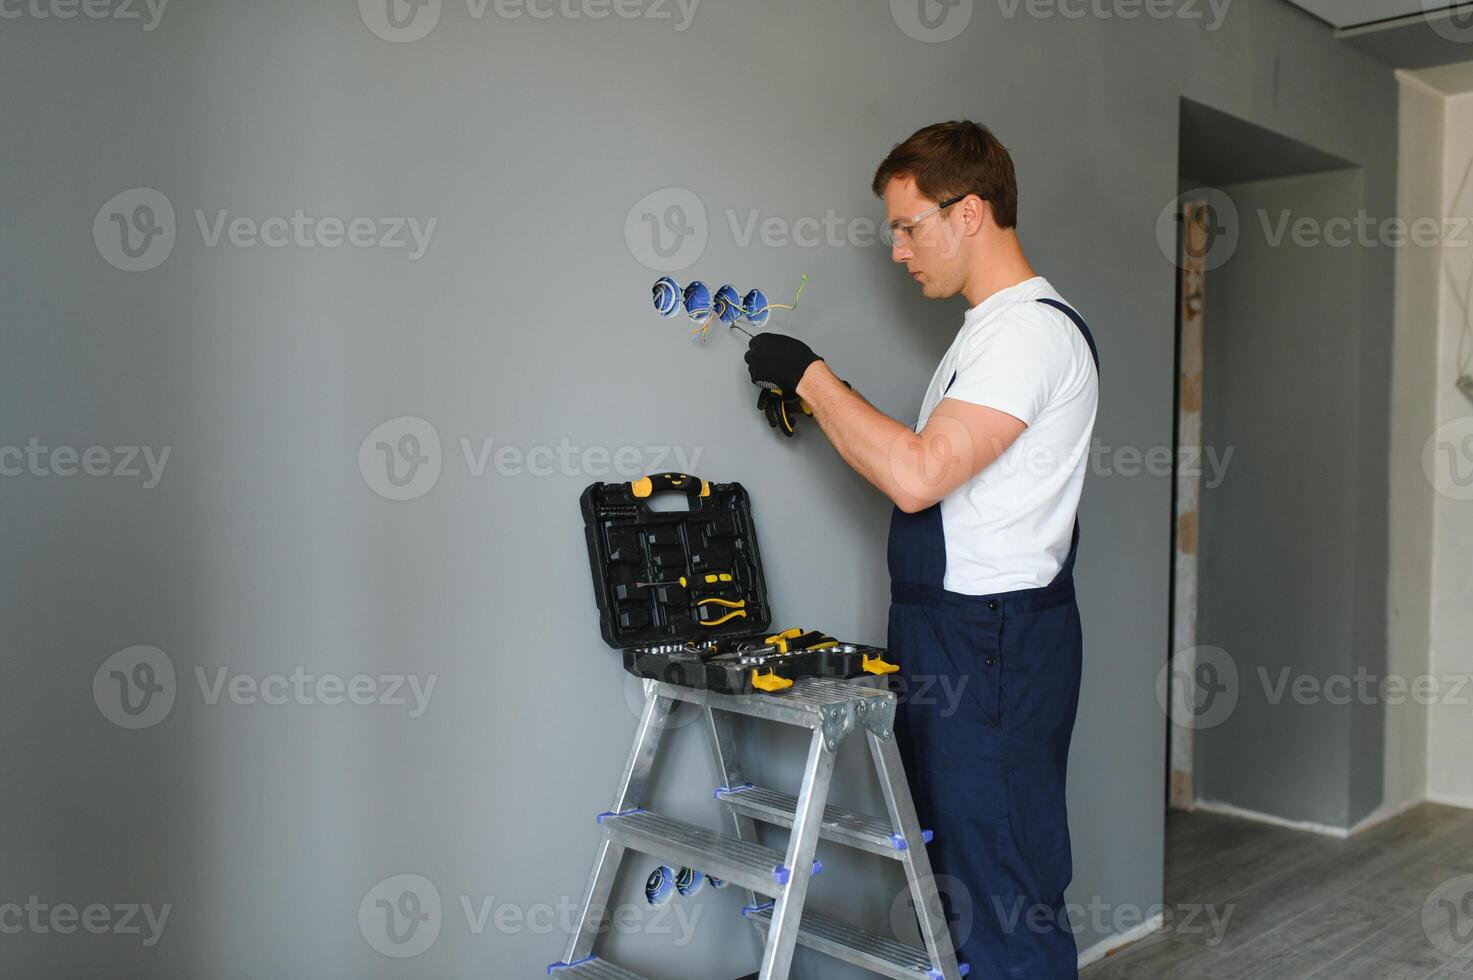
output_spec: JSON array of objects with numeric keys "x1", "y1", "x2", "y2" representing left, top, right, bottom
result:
[
  {"x1": 758, "y1": 727, "x2": 836, "y2": 980},
  {"x1": 702, "y1": 705, "x2": 764, "y2": 911},
  {"x1": 563, "y1": 691, "x2": 674, "y2": 963},
  {"x1": 868, "y1": 729, "x2": 964, "y2": 980}
]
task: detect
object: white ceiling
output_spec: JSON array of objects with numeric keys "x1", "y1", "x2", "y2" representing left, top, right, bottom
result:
[{"x1": 1281, "y1": 0, "x2": 1458, "y2": 28}]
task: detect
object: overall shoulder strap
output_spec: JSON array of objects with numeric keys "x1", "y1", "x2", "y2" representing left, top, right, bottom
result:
[{"x1": 1036, "y1": 297, "x2": 1100, "y2": 373}]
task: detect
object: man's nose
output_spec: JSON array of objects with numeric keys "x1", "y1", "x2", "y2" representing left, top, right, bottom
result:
[{"x1": 891, "y1": 241, "x2": 911, "y2": 263}]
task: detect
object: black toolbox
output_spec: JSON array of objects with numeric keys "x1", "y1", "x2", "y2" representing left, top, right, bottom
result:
[{"x1": 581, "y1": 472, "x2": 897, "y2": 695}]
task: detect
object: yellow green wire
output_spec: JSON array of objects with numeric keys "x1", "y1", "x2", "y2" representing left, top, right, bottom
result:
[{"x1": 685, "y1": 273, "x2": 809, "y2": 342}]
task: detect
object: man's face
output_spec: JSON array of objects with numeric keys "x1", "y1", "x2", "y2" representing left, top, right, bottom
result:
[{"x1": 882, "y1": 175, "x2": 969, "y2": 300}]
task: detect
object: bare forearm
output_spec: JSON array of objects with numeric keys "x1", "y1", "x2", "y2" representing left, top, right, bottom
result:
[{"x1": 795, "y1": 363, "x2": 933, "y2": 512}]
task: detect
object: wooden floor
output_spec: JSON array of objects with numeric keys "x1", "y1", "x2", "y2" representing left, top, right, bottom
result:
[{"x1": 1080, "y1": 804, "x2": 1473, "y2": 980}]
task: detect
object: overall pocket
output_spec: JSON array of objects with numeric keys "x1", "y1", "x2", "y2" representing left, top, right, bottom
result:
[{"x1": 921, "y1": 610, "x2": 1004, "y2": 729}]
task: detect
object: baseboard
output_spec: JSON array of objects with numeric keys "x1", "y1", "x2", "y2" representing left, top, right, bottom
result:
[
  {"x1": 1347, "y1": 796, "x2": 1427, "y2": 836},
  {"x1": 1076, "y1": 913, "x2": 1166, "y2": 970},
  {"x1": 1191, "y1": 799, "x2": 1353, "y2": 839},
  {"x1": 1427, "y1": 790, "x2": 1473, "y2": 811}
]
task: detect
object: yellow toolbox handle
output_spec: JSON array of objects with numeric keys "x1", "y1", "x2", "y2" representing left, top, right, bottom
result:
[
  {"x1": 750, "y1": 669, "x2": 794, "y2": 692},
  {"x1": 630, "y1": 473, "x2": 711, "y2": 499},
  {"x1": 862, "y1": 653, "x2": 900, "y2": 675}
]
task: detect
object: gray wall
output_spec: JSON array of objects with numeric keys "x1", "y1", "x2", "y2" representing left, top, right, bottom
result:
[
  {"x1": 0, "y1": 0, "x2": 1397, "y2": 976},
  {"x1": 1195, "y1": 169, "x2": 1388, "y2": 830}
]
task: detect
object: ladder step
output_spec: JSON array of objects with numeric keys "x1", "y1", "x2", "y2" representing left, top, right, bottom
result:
[
  {"x1": 545, "y1": 955, "x2": 649, "y2": 979},
  {"x1": 598, "y1": 810, "x2": 821, "y2": 898},
  {"x1": 744, "y1": 905, "x2": 968, "y2": 980},
  {"x1": 715, "y1": 784, "x2": 932, "y2": 860}
]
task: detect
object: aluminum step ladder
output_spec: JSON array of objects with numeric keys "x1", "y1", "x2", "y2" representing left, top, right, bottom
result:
[{"x1": 549, "y1": 675, "x2": 967, "y2": 980}]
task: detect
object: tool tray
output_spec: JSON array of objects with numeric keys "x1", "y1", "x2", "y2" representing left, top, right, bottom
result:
[{"x1": 581, "y1": 472, "x2": 895, "y2": 695}]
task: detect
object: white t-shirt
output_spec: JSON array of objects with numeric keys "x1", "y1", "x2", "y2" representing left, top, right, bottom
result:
[{"x1": 914, "y1": 276, "x2": 1099, "y2": 595}]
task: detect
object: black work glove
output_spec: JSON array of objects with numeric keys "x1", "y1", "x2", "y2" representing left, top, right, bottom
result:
[
  {"x1": 757, "y1": 387, "x2": 810, "y2": 437},
  {"x1": 745, "y1": 334, "x2": 822, "y2": 397}
]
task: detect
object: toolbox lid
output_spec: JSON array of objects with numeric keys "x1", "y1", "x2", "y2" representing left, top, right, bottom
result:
[{"x1": 580, "y1": 472, "x2": 772, "y2": 649}]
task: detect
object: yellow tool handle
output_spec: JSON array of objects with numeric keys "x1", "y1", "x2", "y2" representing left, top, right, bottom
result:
[
  {"x1": 698, "y1": 609, "x2": 748, "y2": 627},
  {"x1": 750, "y1": 668, "x2": 793, "y2": 692},
  {"x1": 698, "y1": 597, "x2": 746, "y2": 609},
  {"x1": 862, "y1": 653, "x2": 900, "y2": 675},
  {"x1": 763, "y1": 627, "x2": 803, "y2": 653}
]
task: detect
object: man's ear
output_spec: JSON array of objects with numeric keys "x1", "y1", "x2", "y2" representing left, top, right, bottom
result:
[{"x1": 966, "y1": 194, "x2": 992, "y2": 234}]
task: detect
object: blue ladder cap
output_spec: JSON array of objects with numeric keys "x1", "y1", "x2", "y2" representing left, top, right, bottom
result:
[
  {"x1": 548, "y1": 954, "x2": 596, "y2": 974},
  {"x1": 891, "y1": 829, "x2": 935, "y2": 847},
  {"x1": 772, "y1": 860, "x2": 822, "y2": 885},
  {"x1": 595, "y1": 807, "x2": 644, "y2": 825},
  {"x1": 713, "y1": 782, "x2": 755, "y2": 800},
  {"x1": 740, "y1": 901, "x2": 775, "y2": 917},
  {"x1": 926, "y1": 965, "x2": 970, "y2": 979}
]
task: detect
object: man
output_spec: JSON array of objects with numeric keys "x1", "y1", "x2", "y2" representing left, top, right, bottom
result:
[{"x1": 745, "y1": 121, "x2": 1099, "y2": 979}]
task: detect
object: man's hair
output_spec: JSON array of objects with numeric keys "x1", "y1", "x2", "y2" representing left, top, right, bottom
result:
[{"x1": 871, "y1": 120, "x2": 1019, "y2": 229}]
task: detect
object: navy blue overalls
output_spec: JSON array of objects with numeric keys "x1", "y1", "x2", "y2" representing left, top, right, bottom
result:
[{"x1": 889, "y1": 298, "x2": 1098, "y2": 980}]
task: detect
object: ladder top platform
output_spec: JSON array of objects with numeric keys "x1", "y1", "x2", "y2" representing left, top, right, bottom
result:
[{"x1": 649, "y1": 675, "x2": 896, "y2": 749}]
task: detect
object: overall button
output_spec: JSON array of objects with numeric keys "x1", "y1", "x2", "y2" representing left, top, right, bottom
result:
[
  {"x1": 987, "y1": 600, "x2": 999, "y2": 611},
  {"x1": 984, "y1": 656, "x2": 996, "y2": 667}
]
